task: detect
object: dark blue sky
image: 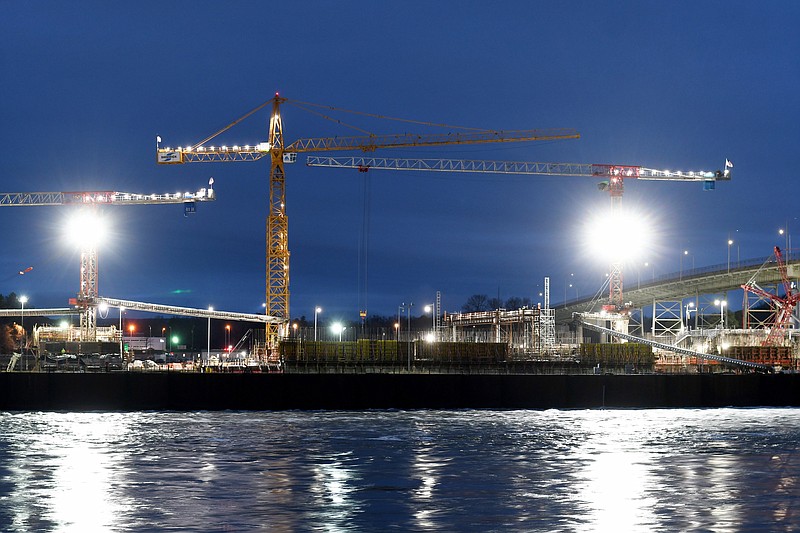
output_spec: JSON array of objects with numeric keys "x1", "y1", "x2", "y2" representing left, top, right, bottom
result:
[{"x1": 2, "y1": 2, "x2": 798, "y2": 322}]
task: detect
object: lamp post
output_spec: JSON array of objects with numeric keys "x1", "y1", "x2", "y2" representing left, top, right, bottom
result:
[
  {"x1": 714, "y1": 299, "x2": 727, "y2": 329},
  {"x1": 394, "y1": 322, "x2": 399, "y2": 341},
  {"x1": 424, "y1": 304, "x2": 436, "y2": 341},
  {"x1": 128, "y1": 324, "x2": 135, "y2": 358},
  {"x1": 331, "y1": 322, "x2": 344, "y2": 342},
  {"x1": 680, "y1": 250, "x2": 688, "y2": 280},
  {"x1": 19, "y1": 295, "x2": 28, "y2": 368},
  {"x1": 314, "y1": 307, "x2": 322, "y2": 341},
  {"x1": 563, "y1": 273, "x2": 574, "y2": 308},
  {"x1": 406, "y1": 303, "x2": 413, "y2": 371},
  {"x1": 119, "y1": 306, "x2": 124, "y2": 359},
  {"x1": 685, "y1": 301, "x2": 695, "y2": 330},
  {"x1": 397, "y1": 305, "x2": 405, "y2": 341},
  {"x1": 779, "y1": 227, "x2": 791, "y2": 258},
  {"x1": 207, "y1": 306, "x2": 213, "y2": 369},
  {"x1": 19, "y1": 295, "x2": 28, "y2": 348},
  {"x1": 727, "y1": 239, "x2": 733, "y2": 273}
]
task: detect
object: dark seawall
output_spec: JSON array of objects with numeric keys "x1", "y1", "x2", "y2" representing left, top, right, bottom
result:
[{"x1": 1, "y1": 372, "x2": 799, "y2": 410}]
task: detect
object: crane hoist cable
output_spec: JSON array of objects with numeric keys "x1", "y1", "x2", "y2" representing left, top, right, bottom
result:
[{"x1": 287, "y1": 99, "x2": 492, "y2": 132}]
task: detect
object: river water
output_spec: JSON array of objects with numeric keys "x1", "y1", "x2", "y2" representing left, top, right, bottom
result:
[{"x1": 0, "y1": 408, "x2": 798, "y2": 532}]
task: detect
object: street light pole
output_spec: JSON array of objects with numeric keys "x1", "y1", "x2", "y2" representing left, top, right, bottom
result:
[
  {"x1": 714, "y1": 299, "x2": 727, "y2": 329},
  {"x1": 19, "y1": 295, "x2": 27, "y2": 349},
  {"x1": 685, "y1": 301, "x2": 695, "y2": 330},
  {"x1": 406, "y1": 303, "x2": 413, "y2": 371},
  {"x1": 424, "y1": 304, "x2": 436, "y2": 341},
  {"x1": 398, "y1": 305, "x2": 405, "y2": 340},
  {"x1": 119, "y1": 306, "x2": 124, "y2": 359},
  {"x1": 680, "y1": 250, "x2": 688, "y2": 280},
  {"x1": 207, "y1": 306, "x2": 213, "y2": 370},
  {"x1": 727, "y1": 239, "x2": 733, "y2": 273},
  {"x1": 314, "y1": 306, "x2": 322, "y2": 341}
]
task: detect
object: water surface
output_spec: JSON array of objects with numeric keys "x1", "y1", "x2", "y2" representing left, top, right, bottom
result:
[{"x1": 0, "y1": 408, "x2": 798, "y2": 531}]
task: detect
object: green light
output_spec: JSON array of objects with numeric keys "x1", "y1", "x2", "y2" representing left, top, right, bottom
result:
[{"x1": 171, "y1": 336, "x2": 179, "y2": 344}]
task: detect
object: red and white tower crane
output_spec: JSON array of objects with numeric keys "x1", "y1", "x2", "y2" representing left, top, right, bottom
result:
[
  {"x1": 306, "y1": 156, "x2": 732, "y2": 310},
  {"x1": 0, "y1": 181, "x2": 215, "y2": 340}
]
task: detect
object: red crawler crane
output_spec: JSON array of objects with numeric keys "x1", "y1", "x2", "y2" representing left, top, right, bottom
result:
[{"x1": 741, "y1": 246, "x2": 799, "y2": 345}]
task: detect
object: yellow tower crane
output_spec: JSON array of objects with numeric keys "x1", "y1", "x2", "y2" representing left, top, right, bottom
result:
[{"x1": 156, "y1": 93, "x2": 579, "y2": 351}]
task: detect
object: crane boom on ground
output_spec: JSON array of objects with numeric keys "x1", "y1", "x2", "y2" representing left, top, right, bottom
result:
[
  {"x1": 0, "y1": 179, "x2": 216, "y2": 341},
  {"x1": 306, "y1": 155, "x2": 732, "y2": 311},
  {"x1": 156, "y1": 93, "x2": 580, "y2": 353}
]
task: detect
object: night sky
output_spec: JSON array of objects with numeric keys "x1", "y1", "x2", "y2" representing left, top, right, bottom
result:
[{"x1": 2, "y1": 2, "x2": 798, "y2": 324}]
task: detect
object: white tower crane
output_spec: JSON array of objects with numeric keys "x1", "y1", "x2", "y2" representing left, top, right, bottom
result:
[{"x1": 0, "y1": 180, "x2": 215, "y2": 340}]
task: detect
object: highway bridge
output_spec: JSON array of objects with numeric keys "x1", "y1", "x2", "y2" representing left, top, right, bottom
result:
[{"x1": 556, "y1": 251, "x2": 799, "y2": 324}]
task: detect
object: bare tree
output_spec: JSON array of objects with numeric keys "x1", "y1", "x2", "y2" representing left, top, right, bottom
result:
[{"x1": 462, "y1": 294, "x2": 489, "y2": 312}]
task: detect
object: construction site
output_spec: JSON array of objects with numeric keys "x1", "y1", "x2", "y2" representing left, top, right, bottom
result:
[{"x1": 1, "y1": 94, "x2": 798, "y2": 376}]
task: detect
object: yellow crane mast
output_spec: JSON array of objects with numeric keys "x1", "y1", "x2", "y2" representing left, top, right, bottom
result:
[{"x1": 156, "y1": 93, "x2": 579, "y2": 351}]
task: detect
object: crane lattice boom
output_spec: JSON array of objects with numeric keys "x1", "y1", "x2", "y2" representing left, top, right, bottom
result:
[
  {"x1": 0, "y1": 186, "x2": 214, "y2": 206},
  {"x1": 156, "y1": 129, "x2": 580, "y2": 164},
  {"x1": 305, "y1": 156, "x2": 730, "y2": 182}
]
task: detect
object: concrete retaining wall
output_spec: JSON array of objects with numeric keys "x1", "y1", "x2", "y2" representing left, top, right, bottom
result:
[{"x1": 0, "y1": 372, "x2": 798, "y2": 411}]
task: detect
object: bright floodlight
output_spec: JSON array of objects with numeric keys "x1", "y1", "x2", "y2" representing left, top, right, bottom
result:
[
  {"x1": 65, "y1": 210, "x2": 108, "y2": 248},
  {"x1": 19, "y1": 295, "x2": 28, "y2": 304},
  {"x1": 583, "y1": 206, "x2": 654, "y2": 263},
  {"x1": 331, "y1": 322, "x2": 343, "y2": 335}
]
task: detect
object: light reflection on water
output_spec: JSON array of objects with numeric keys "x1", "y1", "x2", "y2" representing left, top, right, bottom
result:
[{"x1": 0, "y1": 408, "x2": 798, "y2": 531}]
